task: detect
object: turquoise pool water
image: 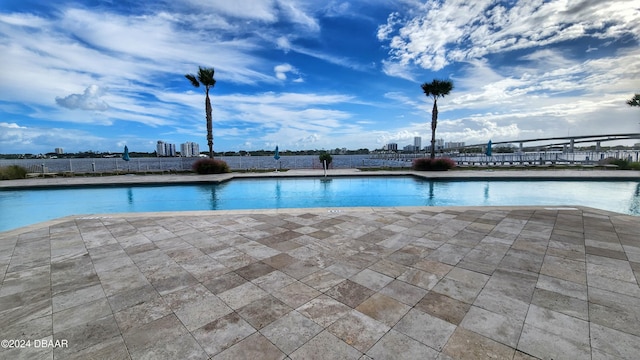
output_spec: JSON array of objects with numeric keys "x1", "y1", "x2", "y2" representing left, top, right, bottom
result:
[{"x1": 1, "y1": 177, "x2": 639, "y2": 232}]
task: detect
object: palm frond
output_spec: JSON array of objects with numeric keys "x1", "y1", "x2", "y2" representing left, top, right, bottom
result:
[
  {"x1": 197, "y1": 67, "x2": 216, "y2": 88},
  {"x1": 185, "y1": 74, "x2": 200, "y2": 88},
  {"x1": 421, "y1": 79, "x2": 454, "y2": 98}
]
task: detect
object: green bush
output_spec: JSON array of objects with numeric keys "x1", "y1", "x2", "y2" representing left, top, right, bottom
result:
[
  {"x1": 599, "y1": 157, "x2": 633, "y2": 169},
  {"x1": 412, "y1": 157, "x2": 456, "y2": 171},
  {"x1": 611, "y1": 159, "x2": 630, "y2": 169},
  {"x1": 192, "y1": 159, "x2": 230, "y2": 174},
  {"x1": 0, "y1": 165, "x2": 28, "y2": 180}
]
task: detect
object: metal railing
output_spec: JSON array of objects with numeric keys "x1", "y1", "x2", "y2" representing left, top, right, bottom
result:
[{"x1": 1, "y1": 151, "x2": 638, "y2": 175}]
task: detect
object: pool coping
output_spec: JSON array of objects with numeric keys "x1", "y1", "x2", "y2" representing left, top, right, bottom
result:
[
  {"x1": 0, "y1": 204, "x2": 623, "y2": 237},
  {"x1": 1, "y1": 168, "x2": 640, "y2": 190}
]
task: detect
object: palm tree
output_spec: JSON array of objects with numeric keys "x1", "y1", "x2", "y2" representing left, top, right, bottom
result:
[
  {"x1": 185, "y1": 67, "x2": 216, "y2": 158},
  {"x1": 627, "y1": 93, "x2": 640, "y2": 107},
  {"x1": 421, "y1": 79, "x2": 454, "y2": 159}
]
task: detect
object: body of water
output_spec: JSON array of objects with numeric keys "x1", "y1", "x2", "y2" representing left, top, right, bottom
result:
[
  {"x1": 2, "y1": 150, "x2": 638, "y2": 173},
  {"x1": 1, "y1": 177, "x2": 639, "y2": 232}
]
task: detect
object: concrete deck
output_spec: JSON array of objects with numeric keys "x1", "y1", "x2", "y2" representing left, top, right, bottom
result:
[{"x1": 1, "y1": 170, "x2": 640, "y2": 359}]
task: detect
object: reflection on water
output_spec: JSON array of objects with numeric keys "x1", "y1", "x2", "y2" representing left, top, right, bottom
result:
[
  {"x1": 207, "y1": 188, "x2": 218, "y2": 209},
  {"x1": 196, "y1": 183, "x2": 227, "y2": 209},
  {"x1": 275, "y1": 181, "x2": 282, "y2": 208},
  {"x1": 484, "y1": 182, "x2": 489, "y2": 201},
  {"x1": 428, "y1": 181, "x2": 435, "y2": 201},
  {"x1": 127, "y1": 188, "x2": 133, "y2": 205},
  {"x1": 630, "y1": 183, "x2": 640, "y2": 215}
]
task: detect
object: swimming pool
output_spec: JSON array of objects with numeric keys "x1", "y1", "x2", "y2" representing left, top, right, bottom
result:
[{"x1": 1, "y1": 176, "x2": 639, "y2": 232}]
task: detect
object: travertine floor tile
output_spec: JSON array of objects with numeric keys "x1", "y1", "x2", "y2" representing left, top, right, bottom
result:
[
  {"x1": 327, "y1": 309, "x2": 389, "y2": 352},
  {"x1": 325, "y1": 279, "x2": 374, "y2": 308},
  {"x1": 366, "y1": 329, "x2": 439, "y2": 360},
  {"x1": 192, "y1": 312, "x2": 255, "y2": 356},
  {"x1": 461, "y1": 306, "x2": 523, "y2": 348},
  {"x1": 3, "y1": 205, "x2": 640, "y2": 359},
  {"x1": 442, "y1": 327, "x2": 515, "y2": 360},
  {"x1": 261, "y1": 311, "x2": 323, "y2": 355},
  {"x1": 394, "y1": 308, "x2": 456, "y2": 351},
  {"x1": 290, "y1": 330, "x2": 361, "y2": 360},
  {"x1": 415, "y1": 291, "x2": 471, "y2": 325},
  {"x1": 297, "y1": 294, "x2": 351, "y2": 327},
  {"x1": 211, "y1": 332, "x2": 285, "y2": 360},
  {"x1": 355, "y1": 293, "x2": 411, "y2": 327}
]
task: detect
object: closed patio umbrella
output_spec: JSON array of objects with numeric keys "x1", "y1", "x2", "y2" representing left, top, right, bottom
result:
[
  {"x1": 274, "y1": 146, "x2": 280, "y2": 172},
  {"x1": 122, "y1": 145, "x2": 130, "y2": 172}
]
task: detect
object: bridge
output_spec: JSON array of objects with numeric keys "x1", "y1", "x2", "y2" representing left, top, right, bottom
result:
[{"x1": 463, "y1": 133, "x2": 640, "y2": 152}]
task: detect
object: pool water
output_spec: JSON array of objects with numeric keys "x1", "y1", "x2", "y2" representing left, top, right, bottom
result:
[{"x1": 1, "y1": 177, "x2": 639, "y2": 232}]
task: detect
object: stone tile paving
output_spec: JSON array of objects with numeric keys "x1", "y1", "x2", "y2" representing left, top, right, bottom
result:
[{"x1": 1, "y1": 206, "x2": 640, "y2": 359}]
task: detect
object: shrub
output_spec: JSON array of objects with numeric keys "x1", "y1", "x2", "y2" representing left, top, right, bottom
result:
[
  {"x1": 599, "y1": 157, "x2": 631, "y2": 169},
  {"x1": 412, "y1": 157, "x2": 456, "y2": 171},
  {"x1": 192, "y1": 158, "x2": 230, "y2": 174},
  {"x1": 0, "y1": 165, "x2": 28, "y2": 180}
]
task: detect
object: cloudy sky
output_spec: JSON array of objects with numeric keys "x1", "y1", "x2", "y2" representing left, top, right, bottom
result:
[{"x1": 1, "y1": 0, "x2": 639, "y2": 154}]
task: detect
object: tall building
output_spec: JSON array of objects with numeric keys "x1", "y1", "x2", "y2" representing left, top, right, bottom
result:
[
  {"x1": 414, "y1": 137, "x2": 421, "y2": 150},
  {"x1": 386, "y1": 143, "x2": 398, "y2": 151},
  {"x1": 54, "y1": 148, "x2": 64, "y2": 155},
  {"x1": 156, "y1": 141, "x2": 166, "y2": 156},
  {"x1": 156, "y1": 140, "x2": 177, "y2": 157},
  {"x1": 180, "y1": 142, "x2": 200, "y2": 157},
  {"x1": 167, "y1": 143, "x2": 176, "y2": 157}
]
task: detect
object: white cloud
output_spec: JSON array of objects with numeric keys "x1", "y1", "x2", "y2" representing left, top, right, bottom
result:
[
  {"x1": 274, "y1": 63, "x2": 300, "y2": 81},
  {"x1": 2, "y1": 1, "x2": 638, "y2": 153},
  {"x1": 380, "y1": 59, "x2": 416, "y2": 81},
  {"x1": 56, "y1": 85, "x2": 109, "y2": 111},
  {"x1": 376, "y1": 129, "x2": 420, "y2": 145},
  {"x1": 379, "y1": 0, "x2": 640, "y2": 71},
  {"x1": 277, "y1": 0, "x2": 320, "y2": 32},
  {"x1": 276, "y1": 36, "x2": 292, "y2": 52},
  {"x1": 283, "y1": 44, "x2": 371, "y2": 71},
  {"x1": 384, "y1": 45, "x2": 640, "y2": 146},
  {"x1": 208, "y1": 0, "x2": 317, "y2": 31},
  {"x1": 323, "y1": 1, "x2": 352, "y2": 17},
  {"x1": 0, "y1": 122, "x2": 111, "y2": 153},
  {"x1": 0, "y1": 122, "x2": 26, "y2": 129},
  {"x1": 164, "y1": 90, "x2": 365, "y2": 149},
  {"x1": 177, "y1": 0, "x2": 278, "y2": 22},
  {"x1": 0, "y1": 12, "x2": 49, "y2": 27}
]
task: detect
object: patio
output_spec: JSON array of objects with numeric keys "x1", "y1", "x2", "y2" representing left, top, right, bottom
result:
[{"x1": 1, "y1": 204, "x2": 639, "y2": 359}]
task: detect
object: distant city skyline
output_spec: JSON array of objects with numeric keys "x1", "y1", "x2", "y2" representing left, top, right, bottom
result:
[{"x1": 1, "y1": 1, "x2": 639, "y2": 154}]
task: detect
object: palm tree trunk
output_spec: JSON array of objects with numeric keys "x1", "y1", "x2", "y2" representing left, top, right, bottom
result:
[
  {"x1": 205, "y1": 89, "x2": 213, "y2": 158},
  {"x1": 430, "y1": 99, "x2": 438, "y2": 159}
]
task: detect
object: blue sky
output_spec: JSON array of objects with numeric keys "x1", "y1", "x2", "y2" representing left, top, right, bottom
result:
[{"x1": 1, "y1": 0, "x2": 639, "y2": 154}]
